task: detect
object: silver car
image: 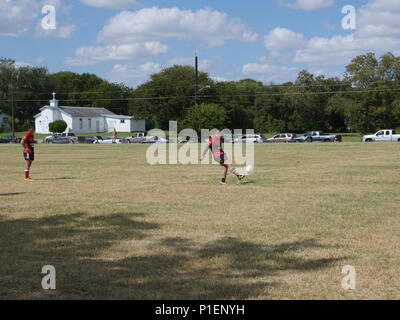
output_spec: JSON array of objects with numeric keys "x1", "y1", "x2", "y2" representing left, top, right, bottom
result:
[{"x1": 234, "y1": 134, "x2": 267, "y2": 143}]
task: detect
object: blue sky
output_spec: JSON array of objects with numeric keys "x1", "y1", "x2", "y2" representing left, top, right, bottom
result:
[{"x1": 3, "y1": 0, "x2": 398, "y2": 87}]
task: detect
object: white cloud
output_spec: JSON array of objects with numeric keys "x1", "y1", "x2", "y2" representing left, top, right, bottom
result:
[
  {"x1": 242, "y1": 63, "x2": 299, "y2": 83},
  {"x1": 108, "y1": 57, "x2": 215, "y2": 87},
  {"x1": 293, "y1": 0, "x2": 400, "y2": 66},
  {"x1": 294, "y1": 35, "x2": 360, "y2": 65},
  {"x1": 15, "y1": 61, "x2": 32, "y2": 68},
  {"x1": 57, "y1": 24, "x2": 77, "y2": 38},
  {"x1": 0, "y1": 0, "x2": 76, "y2": 37},
  {"x1": 168, "y1": 57, "x2": 214, "y2": 71},
  {"x1": 97, "y1": 7, "x2": 258, "y2": 46},
  {"x1": 212, "y1": 76, "x2": 230, "y2": 82},
  {"x1": 356, "y1": 0, "x2": 400, "y2": 38},
  {"x1": 65, "y1": 42, "x2": 168, "y2": 66},
  {"x1": 35, "y1": 56, "x2": 45, "y2": 64},
  {"x1": 278, "y1": 0, "x2": 334, "y2": 11},
  {"x1": 264, "y1": 27, "x2": 305, "y2": 52},
  {"x1": 108, "y1": 62, "x2": 163, "y2": 87},
  {"x1": 0, "y1": 0, "x2": 39, "y2": 36},
  {"x1": 35, "y1": 22, "x2": 77, "y2": 38},
  {"x1": 67, "y1": 7, "x2": 255, "y2": 69},
  {"x1": 242, "y1": 63, "x2": 270, "y2": 74},
  {"x1": 80, "y1": 0, "x2": 139, "y2": 9}
]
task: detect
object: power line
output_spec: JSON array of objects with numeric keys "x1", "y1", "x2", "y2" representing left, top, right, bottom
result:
[
  {"x1": 0, "y1": 81, "x2": 368, "y2": 96},
  {"x1": 1, "y1": 87, "x2": 400, "y2": 103}
]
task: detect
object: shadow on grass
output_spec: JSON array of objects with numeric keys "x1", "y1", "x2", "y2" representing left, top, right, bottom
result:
[
  {"x1": 35, "y1": 177, "x2": 77, "y2": 181},
  {"x1": 0, "y1": 192, "x2": 27, "y2": 197},
  {"x1": 0, "y1": 213, "x2": 348, "y2": 299},
  {"x1": 237, "y1": 180, "x2": 255, "y2": 185}
]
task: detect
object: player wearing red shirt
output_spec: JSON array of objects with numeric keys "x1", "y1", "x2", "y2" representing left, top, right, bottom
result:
[
  {"x1": 112, "y1": 128, "x2": 117, "y2": 144},
  {"x1": 200, "y1": 131, "x2": 244, "y2": 185},
  {"x1": 20, "y1": 127, "x2": 37, "y2": 181}
]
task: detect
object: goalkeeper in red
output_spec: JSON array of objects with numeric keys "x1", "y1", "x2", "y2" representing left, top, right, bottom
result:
[
  {"x1": 20, "y1": 127, "x2": 37, "y2": 181},
  {"x1": 200, "y1": 131, "x2": 244, "y2": 185}
]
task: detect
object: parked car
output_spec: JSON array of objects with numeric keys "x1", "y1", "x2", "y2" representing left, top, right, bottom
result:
[
  {"x1": 44, "y1": 133, "x2": 78, "y2": 144},
  {"x1": 362, "y1": 129, "x2": 400, "y2": 142},
  {"x1": 0, "y1": 136, "x2": 21, "y2": 143},
  {"x1": 223, "y1": 134, "x2": 235, "y2": 143},
  {"x1": 44, "y1": 134, "x2": 75, "y2": 144},
  {"x1": 79, "y1": 136, "x2": 103, "y2": 144},
  {"x1": 293, "y1": 131, "x2": 342, "y2": 143},
  {"x1": 125, "y1": 132, "x2": 147, "y2": 144},
  {"x1": 234, "y1": 134, "x2": 267, "y2": 143},
  {"x1": 267, "y1": 133, "x2": 296, "y2": 143},
  {"x1": 93, "y1": 137, "x2": 124, "y2": 144},
  {"x1": 141, "y1": 136, "x2": 170, "y2": 144}
]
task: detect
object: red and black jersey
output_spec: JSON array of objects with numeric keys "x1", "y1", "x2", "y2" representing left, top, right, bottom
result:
[
  {"x1": 22, "y1": 132, "x2": 35, "y2": 154},
  {"x1": 208, "y1": 135, "x2": 224, "y2": 157}
]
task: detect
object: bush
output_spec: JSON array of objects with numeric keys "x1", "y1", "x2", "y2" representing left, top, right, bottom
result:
[{"x1": 49, "y1": 120, "x2": 68, "y2": 133}]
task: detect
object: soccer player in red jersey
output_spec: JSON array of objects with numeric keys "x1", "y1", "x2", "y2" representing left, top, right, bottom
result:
[
  {"x1": 200, "y1": 131, "x2": 244, "y2": 185},
  {"x1": 20, "y1": 127, "x2": 37, "y2": 181},
  {"x1": 112, "y1": 128, "x2": 117, "y2": 144}
]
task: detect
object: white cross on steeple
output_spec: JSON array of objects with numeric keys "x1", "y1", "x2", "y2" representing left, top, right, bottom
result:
[{"x1": 49, "y1": 92, "x2": 59, "y2": 107}]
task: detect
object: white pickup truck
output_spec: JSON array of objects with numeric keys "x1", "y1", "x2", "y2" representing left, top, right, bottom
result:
[
  {"x1": 124, "y1": 132, "x2": 146, "y2": 143},
  {"x1": 362, "y1": 129, "x2": 400, "y2": 142}
]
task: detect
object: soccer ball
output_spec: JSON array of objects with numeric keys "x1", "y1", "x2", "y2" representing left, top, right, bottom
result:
[{"x1": 246, "y1": 164, "x2": 254, "y2": 175}]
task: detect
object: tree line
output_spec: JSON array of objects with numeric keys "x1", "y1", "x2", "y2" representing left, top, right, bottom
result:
[{"x1": 1, "y1": 52, "x2": 400, "y2": 134}]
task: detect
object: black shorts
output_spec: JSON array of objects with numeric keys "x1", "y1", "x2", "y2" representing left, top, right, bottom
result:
[
  {"x1": 23, "y1": 152, "x2": 34, "y2": 161},
  {"x1": 213, "y1": 152, "x2": 228, "y2": 164}
]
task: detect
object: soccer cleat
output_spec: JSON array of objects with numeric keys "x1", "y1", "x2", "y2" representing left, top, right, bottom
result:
[
  {"x1": 219, "y1": 181, "x2": 227, "y2": 185},
  {"x1": 237, "y1": 174, "x2": 245, "y2": 181},
  {"x1": 24, "y1": 177, "x2": 34, "y2": 181}
]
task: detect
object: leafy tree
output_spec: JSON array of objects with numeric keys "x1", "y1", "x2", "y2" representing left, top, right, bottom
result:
[
  {"x1": 345, "y1": 52, "x2": 379, "y2": 88},
  {"x1": 344, "y1": 52, "x2": 400, "y2": 131},
  {"x1": 215, "y1": 79, "x2": 262, "y2": 130},
  {"x1": 0, "y1": 58, "x2": 52, "y2": 128},
  {"x1": 49, "y1": 120, "x2": 67, "y2": 133},
  {"x1": 254, "y1": 83, "x2": 293, "y2": 132},
  {"x1": 182, "y1": 103, "x2": 228, "y2": 133},
  {"x1": 129, "y1": 65, "x2": 213, "y2": 129}
]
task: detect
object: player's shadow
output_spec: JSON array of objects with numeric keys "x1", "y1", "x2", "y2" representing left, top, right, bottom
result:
[
  {"x1": 0, "y1": 213, "x2": 349, "y2": 299},
  {"x1": 0, "y1": 192, "x2": 27, "y2": 197},
  {"x1": 237, "y1": 180, "x2": 255, "y2": 185},
  {"x1": 35, "y1": 177, "x2": 77, "y2": 181}
]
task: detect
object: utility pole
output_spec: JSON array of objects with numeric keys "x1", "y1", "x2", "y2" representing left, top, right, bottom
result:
[
  {"x1": 11, "y1": 83, "x2": 14, "y2": 139},
  {"x1": 8, "y1": 72, "x2": 16, "y2": 140},
  {"x1": 194, "y1": 53, "x2": 199, "y2": 105}
]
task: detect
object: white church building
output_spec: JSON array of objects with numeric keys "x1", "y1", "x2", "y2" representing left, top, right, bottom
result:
[{"x1": 34, "y1": 94, "x2": 145, "y2": 134}]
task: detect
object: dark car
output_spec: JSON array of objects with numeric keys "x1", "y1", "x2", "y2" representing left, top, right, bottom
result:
[
  {"x1": 44, "y1": 134, "x2": 74, "y2": 144},
  {"x1": 0, "y1": 136, "x2": 21, "y2": 143}
]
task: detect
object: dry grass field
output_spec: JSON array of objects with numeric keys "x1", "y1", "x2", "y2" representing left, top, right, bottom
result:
[{"x1": 0, "y1": 142, "x2": 399, "y2": 299}]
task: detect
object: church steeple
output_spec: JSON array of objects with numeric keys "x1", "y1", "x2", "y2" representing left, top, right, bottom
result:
[{"x1": 49, "y1": 92, "x2": 59, "y2": 107}]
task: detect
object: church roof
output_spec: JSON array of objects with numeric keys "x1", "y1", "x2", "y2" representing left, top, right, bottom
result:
[{"x1": 59, "y1": 106, "x2": 116, "y2": 117}]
